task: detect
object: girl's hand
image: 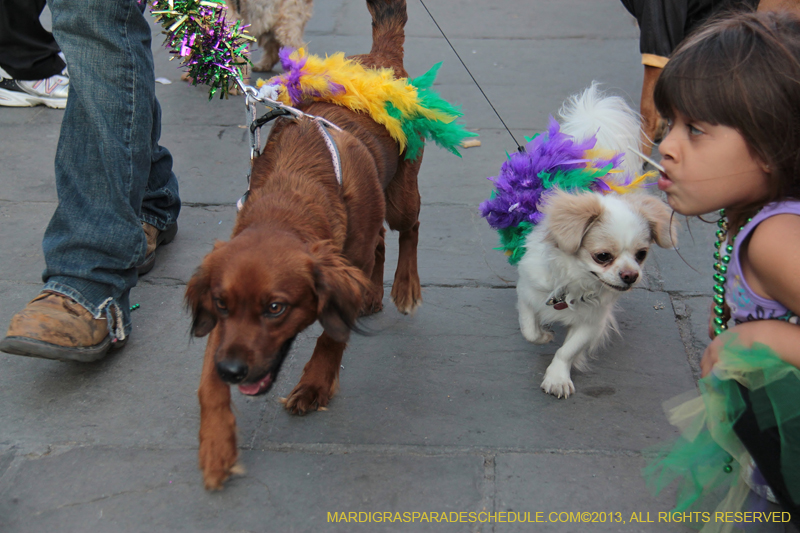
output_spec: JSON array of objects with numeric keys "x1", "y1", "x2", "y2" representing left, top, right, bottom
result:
[
  {"x1": 700, "y1": 321, "x2": 800, "y2": 377},
  {"x1": 700, "y1": 333, "x2": 726, "y2": 377}
]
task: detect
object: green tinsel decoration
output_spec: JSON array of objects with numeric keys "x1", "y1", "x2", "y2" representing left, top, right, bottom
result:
[{"x1": 151, "y1": 0, "x2": 255, "y2": 99}]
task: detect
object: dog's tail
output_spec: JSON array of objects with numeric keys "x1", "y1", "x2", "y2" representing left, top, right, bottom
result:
[
  {"x1": 558, "y1": 82, "x2": 643, "y2": 179},
  {"x1": 366, "y1": 0, "x2": 408, "y2": 65}
]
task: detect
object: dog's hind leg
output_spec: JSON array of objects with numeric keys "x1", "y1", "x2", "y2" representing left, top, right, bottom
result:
[
  {"x1": 253, "y1": 32, "x2": 281, "y2": 72},
  {"x1": 284, "y1": 332, "x2": 345, "y2": 415},
  {"x1": 274, "y1": 0, "x2": 313, "y2": 49},
  {"x1": 198, "y1": 329, "x2": 241, "y2": 490},
  {"x1": 540, "y1": 324, "x2": 594, "y2": 399},
  {"x1": 386, "y1": 156, "x2": 422, "y2": 315},
  {"x1": 362, "y1": 226, "x2": 386, "y2": 315}
]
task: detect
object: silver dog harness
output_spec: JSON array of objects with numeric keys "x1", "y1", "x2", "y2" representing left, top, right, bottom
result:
[
  {"x1": 237, "y1": 89, "x2": 344, "y2": 212},
  {"x1": 313, "y1": 117, "x2": 343, "y2": 186}
]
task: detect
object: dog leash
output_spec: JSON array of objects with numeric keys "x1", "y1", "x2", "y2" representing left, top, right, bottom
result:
[
  {"x1": 237, "y1": 79, "x2": 344, "y2": 212},
  {"x1": 417, "y1": 0, "x2": 523, "y2": 154}
]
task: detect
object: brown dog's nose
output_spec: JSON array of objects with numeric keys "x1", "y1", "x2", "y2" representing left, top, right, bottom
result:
[
  {"x1": 619, "y1": 270, "x2": 639, "y2": 285},
  {"x1": 216, "y1": 360, "x2": 248, "y2": 384}
]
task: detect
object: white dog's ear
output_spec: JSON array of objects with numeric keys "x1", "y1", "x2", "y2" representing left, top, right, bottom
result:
[
  {"x1": 543, "y1": 190, "x2": 604, "y2": 254},
  {"x1": 625, "y1": 194, "x2": 678, "y2": 249}
]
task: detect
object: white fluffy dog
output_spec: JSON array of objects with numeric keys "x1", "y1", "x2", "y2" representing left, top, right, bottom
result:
[{"x1": 516, "y1": 85, "x2": 676, "y2": 398}]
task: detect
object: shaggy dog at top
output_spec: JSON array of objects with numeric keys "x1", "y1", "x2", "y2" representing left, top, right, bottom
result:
[{"x1": 226, "y1": 0, "x2": 314, "y2": 72}]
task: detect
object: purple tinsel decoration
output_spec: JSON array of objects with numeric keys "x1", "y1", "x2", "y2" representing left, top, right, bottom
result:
[
  {"x1": 479, "y1": 117, "x2": 599, "y2": 230},
  {"x1": 151, "y1": 0, "x2": 253, "y2": 98}
]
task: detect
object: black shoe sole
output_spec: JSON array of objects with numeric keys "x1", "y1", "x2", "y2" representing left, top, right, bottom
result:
[
  {"x1": 0, "y1": 335, "x2": 127, "y2": 363},
  {"x1": 137, "y1": 222, "x2": 178, "y2": 276}
]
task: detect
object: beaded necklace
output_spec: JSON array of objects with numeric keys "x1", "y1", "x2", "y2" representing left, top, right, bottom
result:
[
  {"x1": 712, "y1": 208, "x2": 765, "y2": 479},
  {"x1": 711, "y1": 208, "x2": 756, "y2": 338}
]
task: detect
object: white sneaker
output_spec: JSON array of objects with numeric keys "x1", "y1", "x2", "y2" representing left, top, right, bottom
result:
[{"x1": 0, "y1": 69, "x2": 68, "y2": 109}]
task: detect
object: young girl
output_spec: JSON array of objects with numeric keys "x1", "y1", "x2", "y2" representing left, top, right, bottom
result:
[{"x1": 645, "y1": 10, "x2": 800, "y2": 527}]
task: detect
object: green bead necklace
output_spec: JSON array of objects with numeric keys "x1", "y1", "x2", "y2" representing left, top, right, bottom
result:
[
  {"x1": 711, "y1": 209, "x2": 755, "y2": 338},
  {"x1": 713, "y1": 210, "x2": 755, "y2": 476}
]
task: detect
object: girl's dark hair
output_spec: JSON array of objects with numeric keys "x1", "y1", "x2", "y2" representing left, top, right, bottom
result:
[{"x1": 654, "y1": 10, "x2": 800, "y2": 229}]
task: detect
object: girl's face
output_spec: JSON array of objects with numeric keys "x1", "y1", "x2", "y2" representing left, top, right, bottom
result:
[{"x1": 657, "y1": 112, "x2": 770, "y2": 216}]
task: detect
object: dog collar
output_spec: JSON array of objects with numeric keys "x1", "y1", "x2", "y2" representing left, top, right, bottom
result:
[
  {"x1": 546, "y1": 294, "x2": 569, "y2": 311},
  {"x1": 546, "y1": 291, "x2": 601, "y2": 311}
]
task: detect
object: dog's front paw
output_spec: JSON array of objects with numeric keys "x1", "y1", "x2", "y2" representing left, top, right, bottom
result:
[
  {"x1": 540, "y1": 362, "x2": 575, "y2": 399},
  {"x1": 521, "y1": 323, "x2": 554, "y2": 344},
  {"x1": 282, "y1": 382, "x2": 333, "y2": 415},
  {"x1": 198, "y1": 427, "x2": 240, "y2": 490},
  {"x1": 361, "y1": 287, "x2": 384, "y2": 316}
]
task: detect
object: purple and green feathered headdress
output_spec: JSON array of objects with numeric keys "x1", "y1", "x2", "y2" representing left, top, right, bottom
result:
[{"x1": 480, "y1": 117, "x2": 650, "y2": 264}]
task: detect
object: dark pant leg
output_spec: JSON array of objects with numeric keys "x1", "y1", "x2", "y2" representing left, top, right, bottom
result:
[
  {"x1": 733, "y1": 383, "x2": 800, "y2": 527},
  {"x1": 0, "y1": 0, "x2": 65, "y2": 79},
  {"x1": 140, "y1": 97, "x2": 181, "y2": 232}
]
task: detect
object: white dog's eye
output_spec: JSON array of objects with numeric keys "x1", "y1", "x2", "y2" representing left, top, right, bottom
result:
[
  {"x1": 592, "y1": 252, "x2": 613, "y2": 265},
  {"x1": 635, "y1": 250, "x2": 648, "y2": 263}
]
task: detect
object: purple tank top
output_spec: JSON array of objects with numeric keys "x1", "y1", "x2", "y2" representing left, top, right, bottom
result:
[{"x1": 726, "y1": 201, "x2": 800, "y2": 325}]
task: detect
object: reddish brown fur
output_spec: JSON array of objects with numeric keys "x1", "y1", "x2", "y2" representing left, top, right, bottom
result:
[{"x1": 186, "y1": 0, "x2": 421, "y2": 490}]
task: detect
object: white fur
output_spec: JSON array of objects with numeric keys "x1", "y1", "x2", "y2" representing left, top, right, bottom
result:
[
  {"x1": 516, "y1": 85, "x2": 675, "y2": 399},
  {"x1": 518, "y1": 194, "x2": 650, "y2": 398},
  {"x1": 559, "y1": 82, "x2": 643, "y2": 179}
]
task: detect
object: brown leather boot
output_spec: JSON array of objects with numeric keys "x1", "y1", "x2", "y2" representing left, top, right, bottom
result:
[
  {"x1": 0, "y1": 291, "x2": 125, "y2": 362},
  {"x1": 137, "y1": 222, "x2": 178, "y2": 276}
]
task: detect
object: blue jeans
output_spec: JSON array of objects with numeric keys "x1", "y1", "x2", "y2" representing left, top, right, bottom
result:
[{"x1": 43, "y1": 0, "x2": 180, "y2": 340}]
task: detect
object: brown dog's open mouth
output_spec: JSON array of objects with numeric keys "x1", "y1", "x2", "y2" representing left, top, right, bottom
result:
[
  {"x1": 235, "y1": 336, "x2": 295, "y2": 397},
  {"x1": 238, "y1": 372, "x2": 274, "y2": 396}
]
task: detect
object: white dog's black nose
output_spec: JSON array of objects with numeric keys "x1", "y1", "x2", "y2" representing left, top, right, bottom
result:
[
  {"x1": 619, "y1": 270, "x2": 639, "y2": 285},
  {"x1": 216, "y1": 360, "x2": 248, "y2": 384}
]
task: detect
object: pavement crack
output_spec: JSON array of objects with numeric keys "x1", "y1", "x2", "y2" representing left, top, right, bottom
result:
[
  {"x1": 33, "y1": 481, "x2": 189, "y2": 516},
  {"x1": 137, "y1": 276, "x2": 186, "y2": 287},
  {"x1": 245, "y1": 442, "x2": 644, "y2": 459},
  {"x1": 418, "y1": 283, "x2": 516, "y2": 289},
  {"x1": 480, "y1": 454, "x2": 497, "y2": 533},
  {"x1": 182, "y1": 202, "x2": 235, "y2": 208}
]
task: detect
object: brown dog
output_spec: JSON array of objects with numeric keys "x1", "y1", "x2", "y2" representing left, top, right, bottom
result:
[{"x1": 185, "y1": 0, "x2": 422, "y2": 490}]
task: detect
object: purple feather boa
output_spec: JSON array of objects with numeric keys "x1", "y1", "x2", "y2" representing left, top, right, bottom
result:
[
  {"x1": 479, "y1": 117, "x2": 599, "y2": 230},
  {"x1": 277, "y1": 48, "x2": 346, "y2": 105}
]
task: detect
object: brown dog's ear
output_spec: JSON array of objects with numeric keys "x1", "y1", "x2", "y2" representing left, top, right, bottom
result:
[
  {"x1": 310, "y1": 241, "x2": 371, "y2": 343},
  {"x1": 185, "y1": 264, "x2": 217, "y2": 337},
  {"x1": 626, "y1": 193, "x2": 679, "y2": 249},
  {"x1": 542, "y1": 189, "x2": 604, "y2": 254}
]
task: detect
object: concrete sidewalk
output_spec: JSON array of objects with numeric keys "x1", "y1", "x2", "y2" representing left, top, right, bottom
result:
[{"x1": 0, "y1": 1, "x2": 778, "y2": 532}]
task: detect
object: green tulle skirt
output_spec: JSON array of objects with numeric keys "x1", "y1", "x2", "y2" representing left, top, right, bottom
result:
[{"x1": 644, "y1": 337, "x2": 800, "y2": 532}]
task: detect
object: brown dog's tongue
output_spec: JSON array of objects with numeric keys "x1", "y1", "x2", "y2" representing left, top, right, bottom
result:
[
  {"x1": 238, "y1": 374, "x2": 273, "y2": 395},
  {"x1": 238, "y1": 383, "x2": 260, "y2": 395}
]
